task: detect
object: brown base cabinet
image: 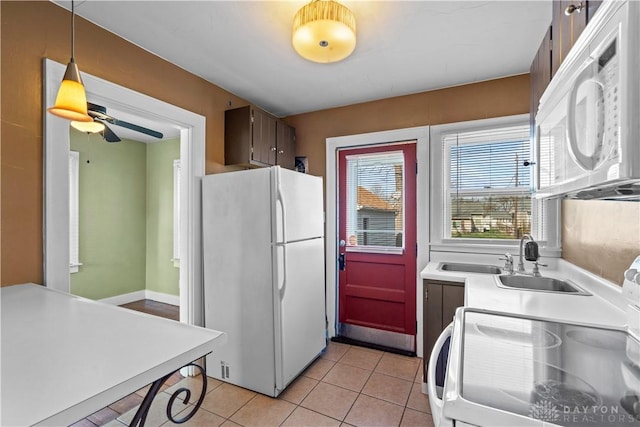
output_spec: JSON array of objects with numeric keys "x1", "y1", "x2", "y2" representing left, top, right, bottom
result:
[{"x1": 422, "y1": 279, "x2": 465, "y2": 383}]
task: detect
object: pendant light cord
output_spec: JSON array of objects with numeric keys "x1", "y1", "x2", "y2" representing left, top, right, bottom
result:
[{"x1": 70, "y1": 0, "x2": 75, "y2": 61}]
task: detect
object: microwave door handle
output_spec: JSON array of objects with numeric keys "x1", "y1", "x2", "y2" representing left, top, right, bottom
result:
[
  {"x1": 428, "y1": 322, "x2": 453, "y2": 426},
  {"x1": 566, "y1": 58, "x2": 601, "y2": 171}
]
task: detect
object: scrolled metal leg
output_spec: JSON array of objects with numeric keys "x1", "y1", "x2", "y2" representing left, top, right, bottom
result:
[
  {"x1": 128, "y1": 362, "x2": 207, "y2": 427},
  {"x1": 166, "y1": 363, "x2": 207, "y2": 423}
]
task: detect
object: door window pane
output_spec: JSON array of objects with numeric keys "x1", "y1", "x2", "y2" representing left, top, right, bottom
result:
[{"x1": 345, "y1": 151, "x2": 404, "y2": 249}]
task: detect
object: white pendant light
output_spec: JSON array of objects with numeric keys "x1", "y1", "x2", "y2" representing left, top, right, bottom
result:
[
  {"x1": 292, "y1": 0, "x2": 356, "y2": 63},
  {"x1": 47, "y1": 0, "x2": 92, "y2": 122},
  {"x1": 70, "y1": 120, "x2": 105, "y2": 134}
]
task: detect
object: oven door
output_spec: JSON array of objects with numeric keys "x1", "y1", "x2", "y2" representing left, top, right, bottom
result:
[{"x1": 441, "y1": 308, "x2": 639, "y2": 427}]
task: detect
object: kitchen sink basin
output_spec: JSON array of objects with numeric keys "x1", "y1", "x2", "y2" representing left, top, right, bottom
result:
[
  {"x1": 497, "y1": 275, "x2": 590, "y2": 295},
  {"x1": 439, "y1": 262, "x2": 502, "y2": 274}
]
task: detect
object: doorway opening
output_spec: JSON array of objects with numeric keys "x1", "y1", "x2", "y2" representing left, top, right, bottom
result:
[{"x1": 44, "y1": 58, "x2": 206, "y2": 327}]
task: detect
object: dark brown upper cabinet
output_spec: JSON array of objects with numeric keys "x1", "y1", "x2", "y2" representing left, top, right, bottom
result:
[
  {"x1": 225, "y1": 105, "x2": 296, "y2": 170},
  {"x1": 275, "y1": 120, "x2": 296, "y2": 170},
  {"x1": 552, "y1": 0, "x2": 603, "y2": 75},
  {"x1": 530, "y1": 1, "x2": 603, "y2": 122}
]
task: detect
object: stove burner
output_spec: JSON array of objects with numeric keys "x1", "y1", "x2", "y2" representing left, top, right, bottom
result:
[{"x1": 533, "y1": 379, "x2": 599, "y2": 409}]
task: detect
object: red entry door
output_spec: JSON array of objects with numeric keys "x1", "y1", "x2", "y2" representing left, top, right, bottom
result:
[{"x1": 337, "y1": 142, "x2": 417, "y2": 353}]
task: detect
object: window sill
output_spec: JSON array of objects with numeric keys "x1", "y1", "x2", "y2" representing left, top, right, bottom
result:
[{"x1": 429, "y1": 241, "x2": 561, "y2": 258}]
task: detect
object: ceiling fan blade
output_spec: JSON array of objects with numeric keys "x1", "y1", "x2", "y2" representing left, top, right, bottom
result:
[
  {"x1": 100, "y1": 121, "x2": 121, "y2": 143},
  {"x1": 111, "y1": 118, "x2": 164, "y2": 139}
]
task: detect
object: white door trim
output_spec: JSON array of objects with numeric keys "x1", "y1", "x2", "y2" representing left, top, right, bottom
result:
[
  {"x1": 325, "y1": 126, "x2": 429, "y2": 357},
  {"x1": 43, "y1": 58, "x2": 206, "y2": 327}
]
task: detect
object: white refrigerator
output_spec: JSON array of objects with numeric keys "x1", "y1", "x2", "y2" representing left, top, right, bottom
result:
[{"x1": 202, "y1": 166, "x2": 326, "y2": 397}]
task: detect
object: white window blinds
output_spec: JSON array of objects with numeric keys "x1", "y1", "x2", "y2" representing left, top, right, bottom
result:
[{"x1": 443, "y1": 125, "x2": 532, "y2": 239}]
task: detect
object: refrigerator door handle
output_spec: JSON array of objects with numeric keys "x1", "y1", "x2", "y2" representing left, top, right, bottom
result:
[
  {"x1": 276, "y1": 168, "x2": 287, "y2": 244},
  {"x1": 278, "y1": 243, "x2": 287, "y2": 296}
]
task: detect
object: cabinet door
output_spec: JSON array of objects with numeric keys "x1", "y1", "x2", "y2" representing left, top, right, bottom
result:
[
  {"x1": 251, "y1": 108, "x2": 277, "y2": 166},
  {"x1": 424, "y1": 280, "x2": 443, "y2": 382},
  {"x1": 530, "y1": 26, "x2": 552, "y2": 125},
  {"x1": 442, "y1": 285, "x2": 465, "y2": 326},
  {"x1": 276, "y1": 121, "x2": 296, "y2": 170},
  {"x1": 552, "y1": 0, "x2": 601, "y2": 76}
]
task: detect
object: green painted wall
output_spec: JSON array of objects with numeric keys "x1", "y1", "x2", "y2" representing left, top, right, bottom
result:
[
  {"x1": 70, "y1": 129, "x2": 147, "y2": 300},
  {"x1": 146, "y1": 138, "x2": 180, "y2": 295},
  {"x1": 70, "y1": 130, "x2": 180, "y2": 300}
]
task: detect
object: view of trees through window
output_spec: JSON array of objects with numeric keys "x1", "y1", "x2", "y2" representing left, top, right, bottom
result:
[{"x1": 446, "y1": 125, "x2": 531, "y2": 239}]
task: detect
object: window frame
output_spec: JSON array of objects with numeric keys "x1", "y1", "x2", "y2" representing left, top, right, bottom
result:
[
  {"x1": 69, "y1": 150, "x2": 81, "y2": 273},
  {"x1": 430, "y1": 115, "x2": 560, "y2": 254}
]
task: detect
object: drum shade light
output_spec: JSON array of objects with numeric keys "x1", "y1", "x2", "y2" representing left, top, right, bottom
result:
[
  {"x1": 292, "y1": 0, "x2": 356, "y2": 63},
  {"x1": 47, "y1": 0, "x2": 92, "y2": 122}
]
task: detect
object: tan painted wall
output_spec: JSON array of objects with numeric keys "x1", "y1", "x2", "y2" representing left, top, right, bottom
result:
[
  {"x1": 562, "y1": 200, "x2": 640, "y2": 285},
  {"x1": 2, "y1": 2, "x2": 635, "y2": 287},
  {"x1": 286, "y1": 75, "x2": 530, "y2": 177},
  {"x1": 1, "y1": 1, "x2": 247, "y2": 285}
]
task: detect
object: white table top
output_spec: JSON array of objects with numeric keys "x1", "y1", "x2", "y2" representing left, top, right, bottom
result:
[{"x1": 1, "y1": 284, "x2": 226, "y2": 426}]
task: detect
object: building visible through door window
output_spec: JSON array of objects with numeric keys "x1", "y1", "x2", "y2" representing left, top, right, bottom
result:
[{"x1": 345, "y1": 151, "x2": 405, "y2": 251}]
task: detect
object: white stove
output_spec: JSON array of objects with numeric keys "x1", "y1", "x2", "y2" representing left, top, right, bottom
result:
[{"x1": 427, "y1": 256, "x2": 640, "y2": 427}]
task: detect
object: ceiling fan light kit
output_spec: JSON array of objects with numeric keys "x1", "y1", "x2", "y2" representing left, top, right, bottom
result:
[
  {"x1": 47, "y1": 0, "x2": 93, "y2": 122},
  {"x1": 292, "y1": 0, "x2": 356, "y2": 63},
  {"x1": 70, "y1": 119, "x2": 105, "y2": 134}
]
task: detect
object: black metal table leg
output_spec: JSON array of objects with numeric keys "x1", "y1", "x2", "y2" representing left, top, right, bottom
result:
[{"x1": 129, "y1": 362, "x2": 207, "y2": 427}]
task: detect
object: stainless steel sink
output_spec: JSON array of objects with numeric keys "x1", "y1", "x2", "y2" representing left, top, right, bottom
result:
[
  {"x1": 497, "y1": 275, "x2": 590, "y2": 295},
  {"x1": 439, "y1": 262, "x2": 502, "y2": 275}
]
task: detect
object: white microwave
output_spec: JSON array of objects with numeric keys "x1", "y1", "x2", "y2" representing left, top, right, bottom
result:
[{"x1": 535, "y1": 0, "x2": 640, "y2": 200}]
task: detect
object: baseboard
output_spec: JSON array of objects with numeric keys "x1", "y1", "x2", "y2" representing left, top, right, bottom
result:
[
  {"x1": 99, "y1": 290, "x2": 147, "y2": 306},
  {"x1": 99, "y1": 290, "x2": 179, "y2": 306},
  {"x1": 145, "y1": 290, "x2": 180, "y2": 306}
]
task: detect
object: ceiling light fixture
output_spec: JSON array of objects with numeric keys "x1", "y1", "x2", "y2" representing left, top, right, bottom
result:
[
  {"x1": 47, "y1": 0, "x2": 92, "y2": 122},
  {"x1": 70, "y1": 119, "x2": 105, "y2": 134},
  {"x1": 292, "y1": 0, "x2": 356, "y2": 63}
]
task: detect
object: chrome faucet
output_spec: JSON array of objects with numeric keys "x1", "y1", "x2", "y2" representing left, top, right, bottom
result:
[
  {"x1": 516, "y1": 234, "x2": 547, "y2": 276},
  {"x1": 499, "y1": 253, "x2": 514, "y2": 274}
]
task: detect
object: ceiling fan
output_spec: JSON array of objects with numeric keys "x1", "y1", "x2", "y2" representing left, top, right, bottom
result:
[{"x1": 85, "y1": 102, "x2": 164, "y2": 143}]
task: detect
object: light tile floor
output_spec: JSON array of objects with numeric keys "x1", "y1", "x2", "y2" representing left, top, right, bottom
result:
[{"x1": 74, "y1": 341, "x2": 434, "y2": 427}]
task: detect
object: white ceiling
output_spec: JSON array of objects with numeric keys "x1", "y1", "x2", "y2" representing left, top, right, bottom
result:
[{"x1": 56, "y1": 0, "x2": 551, "y2": 137}]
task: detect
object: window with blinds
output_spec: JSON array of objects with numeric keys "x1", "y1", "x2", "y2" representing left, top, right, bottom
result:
[
  {"x1": 443, "y1": 125, "x2": 532, "y2": 239},
  {"x1": 345, "y1": 151, "x2": 405, "y2": 251}
]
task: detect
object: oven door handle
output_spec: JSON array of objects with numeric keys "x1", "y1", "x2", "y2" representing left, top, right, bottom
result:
[{"x1": 428, "y1": 322, "x2": 453, "y2": 425}]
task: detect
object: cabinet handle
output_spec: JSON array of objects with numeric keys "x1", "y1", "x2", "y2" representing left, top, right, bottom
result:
[
  {"x1": 278, "y1": 150, "x2": 284, "y2": 154},
  {"x1": 271, "y1": 147, "x2": 277, "y2": 151},
  {"x1": 565, "y1": 2, "x2": 584, "y2": 15}
]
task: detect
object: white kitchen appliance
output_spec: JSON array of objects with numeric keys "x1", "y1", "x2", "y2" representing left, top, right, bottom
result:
[
  {"x1": 535, "y1": 0, "x2": 640, "y2": 199},
  {"x1": 202, "y1": 166, "x2": 326, "y2": 397},
  {"x1": 429, "y1": 308, "x2": 640, "y2": 427}
]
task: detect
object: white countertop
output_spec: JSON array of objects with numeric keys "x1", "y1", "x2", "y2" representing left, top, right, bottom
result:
[
  {"x1": 421, "y1": 258, "x2": 628, "y2": 329},
  {"x1": 1, "y1": 284, "x2": 227, "y2": 427}
]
